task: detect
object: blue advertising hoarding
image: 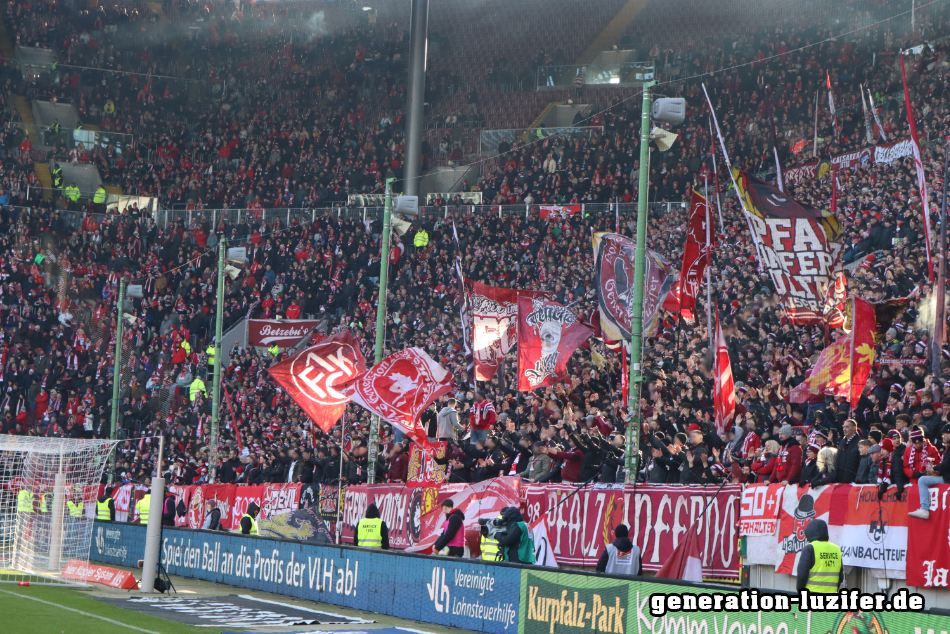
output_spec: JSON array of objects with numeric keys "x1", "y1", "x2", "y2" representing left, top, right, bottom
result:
[{"x1": 91, "y1": 521, "x2": 520, "y2": 633}]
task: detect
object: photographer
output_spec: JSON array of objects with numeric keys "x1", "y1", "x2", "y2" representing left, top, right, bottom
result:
[{"x1": 492, "y1": 507, "x2": 535, "y2": 565}]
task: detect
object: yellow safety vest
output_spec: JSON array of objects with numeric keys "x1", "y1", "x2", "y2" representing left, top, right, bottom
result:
[
  {"x1": 40, "y1": 493, "x2": 50, "y2": 513},
  {"x1": 480, "y1": 533, "x2": 501, "y2": 561},
  {"x1": 806, "y1": 541, "x2": 842, "y2": 593},
  {"x1": 17, "y1": 489, "x2": 33, "y2": 513},
  {"x1": 181, "y1": 340, "x2": 191, "y2": 354},
  {"x1": 268, "y1": 344, "x2": 279, "y2": 356},
  {"x1": 67, "y1": 500, "x2": 84, "y2": 518},
  {"x1": 136, "y1": 495, "x2": 151, "y2": 523},
  {"x1": 206, "y1": 345, "x2": 215, "y2": 366},
  {"x1": 189, "y1": 379, "x2": 206, "y2": 401},
  {"x1": 93, "y1": 188, "x2": 106, "y2": 203},
  {"x1": 414, "y1": 230, "x2": 429, "y2": 247},
  {"x1": 97, "y1": 498, "x2": 112, "y2": 520},
  {"x1": 357, "y1": 518, "x2": 383, "y2": 548},
  {"x1": 65, "y1": 186, "x2": 80, "y2": 201},
  {"x1": 238, "y1": 513, "x2": 259, "y2": 536}
]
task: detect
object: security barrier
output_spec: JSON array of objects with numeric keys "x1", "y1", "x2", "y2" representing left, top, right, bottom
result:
[{"x1": 90, "y1": 521, "x2": 950, "y2": 633}]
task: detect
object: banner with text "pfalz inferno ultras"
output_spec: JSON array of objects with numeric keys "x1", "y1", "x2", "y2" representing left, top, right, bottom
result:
[
  {"x1": 522, "y1": 484, "x2": 741, "y2": 579},
  {"x1": 734, "y1": 170, "x2": 843, "y2": 324}
]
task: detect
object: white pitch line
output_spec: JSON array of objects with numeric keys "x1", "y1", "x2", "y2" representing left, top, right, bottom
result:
[
  {"x1": 236, "y1": 594, "x2": 375, "y2": 623},
  {"x1": 0, "y1": 587, "x2": 163, "y2": 634}
]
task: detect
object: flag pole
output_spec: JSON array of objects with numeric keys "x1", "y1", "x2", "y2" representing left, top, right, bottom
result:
[
  {"x1": 368, "y1": 177, "x2": 395, "y2": 485},
  {"x1": 704, "y1": 176, "x2": 713, "y2": 365},
  {"x1": 210, "y1": 237, "x2": 226, "y2": 482},
  {"x1": 933, "y1": 140, "x2": 949, "y2": 376},
  {"x1": 335, "y1": 409, "x2": 346, "y2": 544},
  {"x1": 107, "y1": 276, "x2": 127, "y2": 485},
  {"x1": 625, "y1": 80, "x2": 655, "y2": 484}
]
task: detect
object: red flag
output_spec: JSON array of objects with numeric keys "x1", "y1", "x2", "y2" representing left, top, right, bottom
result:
[
  {"x1": 222, "y1": 385, "x2": 243, "y2": 452},
  {"x1": 346, "y1": 347, "x2": 454, "y2": 447},
  {"x1": 655, "y1": 526, "x2": 703, "y2": 582},
  {"x1": 713, "y1": 317, "x2": 736, "y2": 435},
  {"x1": 266, "y1": 330, "x2": 367, "y2": 432},
  {"x1": 517, "y1": 296, "x2": 594, "y2": 391},
  {"x1": 676, "y1": 190, "x2": 714, "y2": 322},
  {"x1": 850, "y1": 297, "x2": 877, "y2": 404},
  {"x1": 468, "y1": 280, "x2": 545, "y2": 381},
  {"x1": 901, "y1": 52, "x2": 934, "y2": 282}
]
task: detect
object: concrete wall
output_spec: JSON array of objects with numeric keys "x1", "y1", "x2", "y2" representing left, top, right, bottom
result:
[
  {"x1": 52, "y1": 162, "x2": 102, "y2": 198},
  {"x1": 32, "y1": 101, "x2": 80, "y2": 130},
  {"x1": 16, "y1": 46, "x2": 56, "y2": 71},
  {"x1": 419, "y1": 163, "x2": 480, "y2": 196},
  {"x1": 542, "y1": 104, "x2": 592, "y2": 128}
]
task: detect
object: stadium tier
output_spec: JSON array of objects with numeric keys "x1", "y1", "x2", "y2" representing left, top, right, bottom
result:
[{"x1": 1, "y1": 0, "x2": 950, "y2": 611}]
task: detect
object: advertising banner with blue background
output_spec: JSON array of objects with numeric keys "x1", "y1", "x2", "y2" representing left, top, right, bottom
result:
[{"x1": 92, "y1": 521, "x2": 520, "y2": 633}]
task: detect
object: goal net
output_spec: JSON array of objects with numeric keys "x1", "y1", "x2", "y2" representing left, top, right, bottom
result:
[{"x1": 0, "y1": 437, "x2": 118, "y2": 586}]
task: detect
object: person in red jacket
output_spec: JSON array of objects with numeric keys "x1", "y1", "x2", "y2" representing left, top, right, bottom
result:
[
  {"x1": 904, "y1": 426, "x2": 940, "y2": 480},
  {"x1": 387, "y1": 443, "x2": 409, "y2": 482},
  {"x1": 547, "y1": 436, "x2": 584, "y2": 482},
  {"x1": 772, "y1": 425, "x2": 802, "y2": 484},
  {"x1": 468, "y1": 392, "x2": 495, "y2": 444}
]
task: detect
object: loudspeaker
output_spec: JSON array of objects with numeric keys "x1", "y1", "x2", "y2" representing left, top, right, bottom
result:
[
  {"x1": 652, "y1": 98, "x2": 686, "y2": 125},
  {"x1": 394, "y1": 195, "x2": 419, "y2": 216}
]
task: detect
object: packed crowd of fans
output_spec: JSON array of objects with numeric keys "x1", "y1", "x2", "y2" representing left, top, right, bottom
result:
[{"x1": 0, "y1": 0, "x2": 949, "y2": 500}]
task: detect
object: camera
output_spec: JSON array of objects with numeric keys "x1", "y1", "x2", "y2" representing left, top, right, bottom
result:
[{"x1": 478, "y1": 516, "x2": 507, "y2": 540}]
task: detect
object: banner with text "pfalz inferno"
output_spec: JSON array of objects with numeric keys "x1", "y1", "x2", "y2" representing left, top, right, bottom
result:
[{"x1": 734, "y1": 170, "x2": 843, "y2": 324}]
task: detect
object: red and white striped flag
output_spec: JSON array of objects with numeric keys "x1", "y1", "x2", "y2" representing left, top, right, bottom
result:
[
  {"x1": 713, "y1": 316, "x2": 735, "y2": 435},
  {"x1": 900, "y1": 52, "x2": 934, "y2": 283}
]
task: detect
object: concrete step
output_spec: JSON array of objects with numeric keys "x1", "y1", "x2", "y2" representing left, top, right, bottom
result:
[{"x1": 35, "y1": 163, "x2": 52, "y2": 200}]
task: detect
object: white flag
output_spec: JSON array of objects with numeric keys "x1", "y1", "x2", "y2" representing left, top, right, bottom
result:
[{"x1": 530, "y1": 517, "x2": 559, "y2": 568}]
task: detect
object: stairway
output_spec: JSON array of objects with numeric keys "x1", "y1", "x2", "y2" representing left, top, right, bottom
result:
[
  {"x1": 34, "y1": 163, "x2": 52, "y2": 200},
  {"x1": 576, "y1": 0, "x2": 652, "y2": 64}
]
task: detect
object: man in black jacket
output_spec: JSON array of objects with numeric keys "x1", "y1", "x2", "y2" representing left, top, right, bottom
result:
[
  {"x1": 433, "y1": 501, "x2": 466, "y2": 557},
  {"x1": 354, "y1": 503, "x2": 390, "y2": 549},
  {"x1": 908, "y1": 425, "x2": 950, "y2": 520},
  {"x1": 835, "y1": 419, "x2": 861, "y2": 483},
  {"x1": 239, "y1": 502, "x2": 261, "y2": 535},
  {"x1": 795, "y1": 519, "x2": 843, "y2": 591}
]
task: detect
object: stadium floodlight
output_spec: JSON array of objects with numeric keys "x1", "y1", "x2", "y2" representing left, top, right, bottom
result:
[{"x1": 0, "y1": 437, "x2": 118, "y2": 586}]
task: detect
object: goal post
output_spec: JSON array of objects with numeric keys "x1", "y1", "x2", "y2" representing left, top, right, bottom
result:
[{"x1": 0, "y1": 437, "x2": 119, "y2": 586}]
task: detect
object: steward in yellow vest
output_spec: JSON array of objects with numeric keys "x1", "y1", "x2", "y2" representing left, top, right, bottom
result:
[
  {"x1": 17, "y1": 489, "x2": 34, "y2": 513},
  {"x1": 237, "y1": 502, "x2": 260, "y2": 535},
  {"x1": 355, "y1": 504, "x2": 389, "y2": 549},
  {"x1": 67, "y1": 499, "x2": 84, "y2": 518},
  {"x1": 97, "y1": 489, "x2": 115, "y2": 521},
  {"x1": 796, "y1": 519, "x2": 842, "y2": 593},
  {"x1": 413, "y1": 228, "x2": 429, "y2": 248},
  {"x1": 93, "y1": 186, "x2": 107, "y2": 204},
  {"x1": 189, "y1": 377, "x2": 206, "y2": 401},
  {"x1": 136, "y1": 494, "x2": 151, "y2": 524}
]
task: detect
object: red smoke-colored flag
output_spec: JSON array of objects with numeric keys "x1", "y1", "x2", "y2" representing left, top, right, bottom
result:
[
  {"x1": 468, "y1": 280, "x2": 545, "y2": 381},
  {"x1": 655, "y1": 527, "x2": 704, "y2": 582},
  {"x1": 676, "y1": 190, "x2": 714, "y2": 322},
  {"x1": 850, "y1": 297, "x2": 877, "y2": 404},
  {"x1": 517, "y1": 296, "x2": 594, "y2": 391},
  {"x1": 713, "y1": 317, "x2": 736, "y2": 435},
  {"x1": 346, "y1": 347, "x2": 454, "y2": 447},
  {"x1": 266, "y1": 330, "x2": 367, "y2": 432}
]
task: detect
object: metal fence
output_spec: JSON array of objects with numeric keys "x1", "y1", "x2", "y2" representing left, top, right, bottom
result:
[{"x1": 152, "y1": 201, "x2": 688, "y2": 230}]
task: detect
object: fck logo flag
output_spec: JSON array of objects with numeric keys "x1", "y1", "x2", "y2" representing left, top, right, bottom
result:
[
  {"x1": 346, "y1": 347, "x2": 454, "y2": 447},
  {"x1": 266, "y1": 330, "x2": 367, "y2": 432},
  {"x1": 517, "y1": 296, "x2": 593, "y2": 391}
]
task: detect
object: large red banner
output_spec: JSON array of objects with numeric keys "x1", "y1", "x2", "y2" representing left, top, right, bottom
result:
[
  {"x1": 248, "y1": 319, "x2": 320, "y2": 347},
  {"x1": 907, "y1": 483, "x2": 950, "y2": 587},
  {"x1": 166, "y1": 485, "x2": 195, "y2": 527},
  {"x1": 522, "y1": 483, "x2": 742, "y2": 579},
  {"x1": 517, "y1": 296, "x2": 593, "y2": 391},
  {"x1": 340, "y1": 483, "x2": 441, "y2": 548}
]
